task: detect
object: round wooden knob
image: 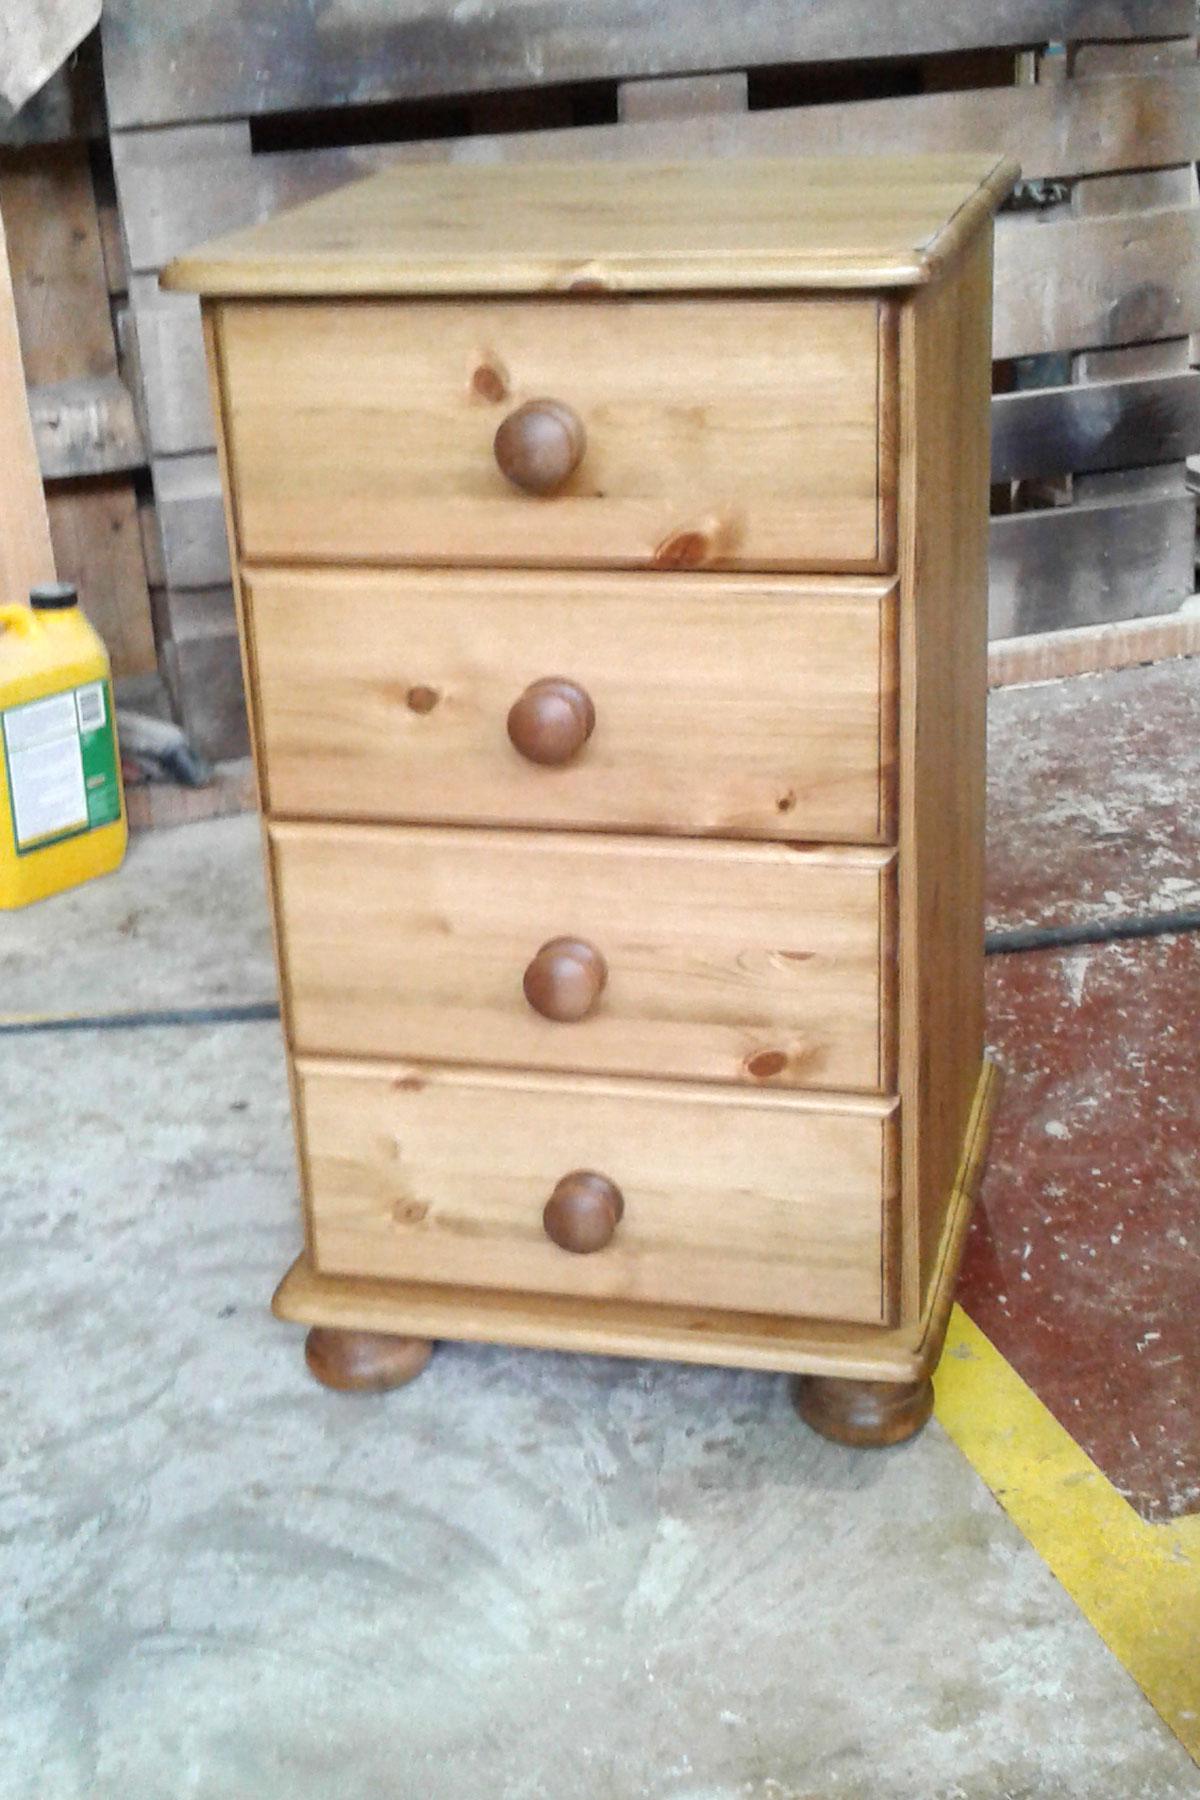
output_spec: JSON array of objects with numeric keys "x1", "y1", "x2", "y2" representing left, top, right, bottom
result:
[
  {"x1": 507, "y1": 678, "x2": 595, "y2": 766},
  {"x1": 494, "y1": 399, "x2": 586, "y2": 495},
  {"x1": 523, "y1": 936, "x2": 607, "y2": 1022},
  {"x1": 543, "y1": 1171, "x2": 625, "y2": 1254}
]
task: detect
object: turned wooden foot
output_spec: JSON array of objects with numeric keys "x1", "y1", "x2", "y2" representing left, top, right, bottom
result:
[
  {"x1": 793, "y1": 1374, "x2": 934, "y2": 1448},
  {"x1": 304, "y1": 1326, "x2": 434, "y2": 1392}
]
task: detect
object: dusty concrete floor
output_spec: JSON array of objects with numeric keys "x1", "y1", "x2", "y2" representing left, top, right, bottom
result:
[{"x1": 2, "y1": 799, "x2": 1197, "y2": 1798}]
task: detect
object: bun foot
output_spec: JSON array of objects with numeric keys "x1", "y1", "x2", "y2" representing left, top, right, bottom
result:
[
  {"x1": 793, "y1": 1374, "x2": 934, "y2": 1448},
  {"x1": 304, "y1": 1326, "x2": 434, "y2": 1393}
]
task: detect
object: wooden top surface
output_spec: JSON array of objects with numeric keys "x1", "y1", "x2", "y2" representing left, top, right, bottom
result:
[{"x1": 162, "y1": 154, "x2": 1018, "y2": 298}]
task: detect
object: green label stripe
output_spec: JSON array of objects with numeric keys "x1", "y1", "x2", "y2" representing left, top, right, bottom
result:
[{"x1": 79, "y1": 685, "x2": 122, "y2": 831}]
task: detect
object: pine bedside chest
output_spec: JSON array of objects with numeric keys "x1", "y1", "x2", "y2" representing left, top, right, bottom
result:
[{"x1": 164, "y1": 153, "x2": 1016, "y2": 1447}]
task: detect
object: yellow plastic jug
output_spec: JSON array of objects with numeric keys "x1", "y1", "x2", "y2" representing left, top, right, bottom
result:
[{"x1": 0, "y1": 583, "x2": 127, "y2": 909}]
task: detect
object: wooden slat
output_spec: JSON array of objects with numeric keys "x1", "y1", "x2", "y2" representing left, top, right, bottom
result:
[
  {"x1": 989, "y1": 494, "x2": 1196, "y2": 638},
  {"x1": 29, "y1": 371, "x2": 144, "y2": 478},
  {"x1": 42, "y1": 476, "x2": 159, "y2": 676},
  {"x1": 617, "y1": 72, "x2": 749, "y2": 122},
  {"x1": 492, "y1": 65, "x2": 1200, "y2": 181},
  {"x1": 218, "y1": 293, "x2": 889, "y2": 572},
  {"x1": 1067, "y1": 153, "x2": 1199, "y2": 505},
  {"x1": 993, "y1": 206, "x2": 1200, "y2": 358},
  {"x1": 0, "y1": 148, "x2": 112, "y2": 383},
  {"x1": 898, "y1": 229, "x2": 993, "y2": 1314},
  {"x1": 1071, "y1": 164, "x2": 1199, "y2": 217},
  {"x1": 1076, "y1": 339, "x2": 1195, "y2": 379},
  {"x1": 1073, "y1": 34, "x2": 1199, "y2": 75},
  {"x1": 0, "y1": 146, "x2": 156, "y2": 673},
  {"x1": 95, "y1": 185, "x2": 128, "y2": 297},
  {"x1": 272, "y1": 823, "x2": 895, "y2": 1093},
  {"x1": 114, "y1": 123, "x2": 435, "y2": 279},
  {"x1": 0, "y1": 203, "x2": 53, "y2": 603},
  {"x1": 247, "y1": 565, "x2": 895, "y2": 846},
  {"x1": 99, "y1": 0, "x2": 1192, "y2": 129},
  {"x1": 988, "y1": 607, "x2": 1200, "y2": 688},
  {"x1": 991, "y1": 372, "x2": 1200, "y2": 481},
  {"x1": 116, "y1": 71, "x2": 1200, "y2": 276},
  {"x1": 297, "y1": 1057, "x2": 894, "y2": 1325}
]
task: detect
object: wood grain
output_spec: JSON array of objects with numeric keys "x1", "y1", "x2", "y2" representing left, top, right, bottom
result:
[
  {"x1": 189, "y1": 156, "x2": 1011, "y2": 1377},
  {"x1": 273, "y1": 1060, "x2": 999, "y2": 1381},
  {"x1": 897, "y1": 228, "x2": 992, "y2": 1313},
  {"x1": 218, "y1": 293, "x2": 888, "y2": 573},
  {"x1": 990, "y1": 371, "x2": 1200, "y2": 482},
  {"x1": 43, "y1": 477, "x2": 159, "y2": 678},
  {"x1": 989, "y1": 491, "x2": 1196, "y2": 639},
  {"x1": 0, "y1": 146, "x2": 155, "y2": 674},
  {"x1": 29, "y1": 372, "x2": 144, "y2": 480},
  {"x1": 102, "y1": 0, "x2": 1189, "y2": 130},
  {"x1": 168, "y1": 181, "x2": 1200, "y2": 384},
  {"x1": 245, "y1": 566, "x2": 896, "y2": 844},
  {"x1": 993, "y1": 206, "x2": 1200, "y2": 358},
  {"x1": 271, "y1": 823, "x2": 896, "y2": 1094},
  {"x1": 297, "y1": 1058, "x2": 895, "y2": 1325},
  {"x1": 988, "y1": 609, "x2": 1200, "y2": 689},
  {"x1": 162, "y1": 155, "x2": 1015, "y2": 296},
  {"x1": 0, "y1": 202, "x2": 53, "y2": 604},
  {"x1": 600, "y1": 68, "x2": 1200, "y2": 182}
]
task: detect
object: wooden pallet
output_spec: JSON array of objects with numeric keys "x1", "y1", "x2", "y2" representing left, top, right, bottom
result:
[{"x1": 98, "y1": 1, "x2": 1200, "y2": 752}]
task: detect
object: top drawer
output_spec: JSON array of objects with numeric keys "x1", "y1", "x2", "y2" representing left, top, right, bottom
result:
[{"x1": 217, "y1": 296, "x2": 892, "y2": 573}]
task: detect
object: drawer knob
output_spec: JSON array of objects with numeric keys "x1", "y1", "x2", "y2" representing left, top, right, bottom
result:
[
  {"x1": 543, "y1": 1170, "x2": 625, "y2": 1254},
  {"x1": 494, "y1": 398, "x2": 586, "y2": 495},
  {"x1": 507, "y1": 677, "x2": 595, "y2": 766},
  {"x1": 524, "y1": 936, "x2": 608, "y2": 1022}
]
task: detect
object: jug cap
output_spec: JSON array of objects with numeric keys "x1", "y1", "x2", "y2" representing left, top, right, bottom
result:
[{"x1": 29, "y1": 582, "x2": 79, "y2": 611}]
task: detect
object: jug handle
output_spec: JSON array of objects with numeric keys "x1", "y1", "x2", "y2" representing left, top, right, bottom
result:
[{"x1": 0, "y1": 605, "x2": 40, "y2": 638}]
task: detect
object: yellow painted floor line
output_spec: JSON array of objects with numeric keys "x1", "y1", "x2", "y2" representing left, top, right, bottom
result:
[{"x1": 934, "y1": 1305, "x2": 1200, "y2": 1763}]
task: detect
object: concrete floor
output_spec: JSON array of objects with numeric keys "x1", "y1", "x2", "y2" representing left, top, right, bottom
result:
[{"x1": 2, "y1": 812, "x2": 1197, "y2": 1799}]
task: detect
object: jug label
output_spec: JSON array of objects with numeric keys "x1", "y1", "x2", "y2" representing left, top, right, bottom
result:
[{"x1": 2, "y1": 681, "x2": 121, "y2": 853}]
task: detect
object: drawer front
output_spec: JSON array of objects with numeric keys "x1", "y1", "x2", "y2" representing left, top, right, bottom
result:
[
  {"x1": 299, "y1": 1060, "x2": 894, "y2": 1324},
  {"x1": 247, "y1": 568, "x2": 896, "y2": 845},
  {"x1": 220, "y1": 296, "x2": 889, "y2": 571},
  {"x1": 273, "y1": 824, "x2": 895, "y2": 1094}
]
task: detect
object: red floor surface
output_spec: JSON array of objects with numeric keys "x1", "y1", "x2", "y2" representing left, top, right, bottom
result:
[{"x1": 958, "y1": 658, "x2": 1200, "y2": 1523}]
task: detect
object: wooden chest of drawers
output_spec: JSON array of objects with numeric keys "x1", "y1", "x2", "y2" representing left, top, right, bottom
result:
[{"x1": 166, "y1": 153, "x2": 1015, "y2": 1446}]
